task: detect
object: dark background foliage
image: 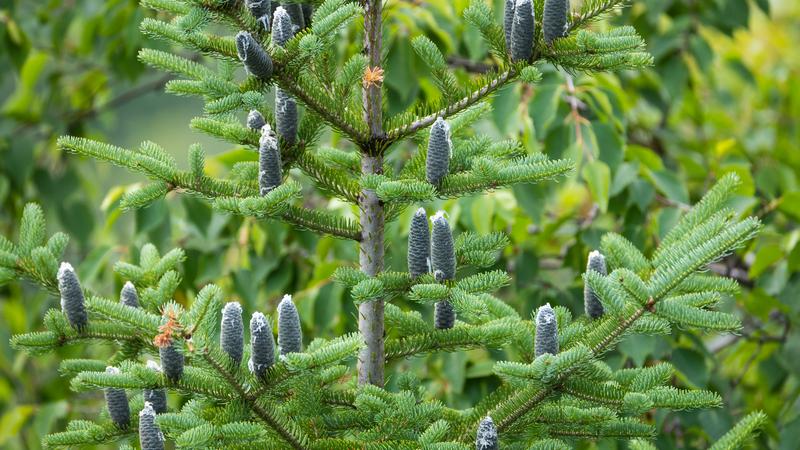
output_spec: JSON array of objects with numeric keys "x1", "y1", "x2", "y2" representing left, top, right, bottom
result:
[{"x1": 1, "y1": 0, "x2": 798, "y2": 448}]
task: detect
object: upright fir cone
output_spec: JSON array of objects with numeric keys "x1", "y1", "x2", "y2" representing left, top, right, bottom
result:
[
  {"x1": 434, "y1": 300, "x2": 455, "y2": 330},
  {"x1": 431, "y1": 212, "x2": 456, "y2": 281},
  {"x1": 301, "y1": 3, "x2": 313, "y2": 25},
  {"x1": 426, "y1": 117, "x2": 451, "y2": 186},
  {"x1": 58, "y1": 262, "x2": 88, "y2": 331},
  {"x1": 543, "y1": 0, "x2": 570, "y2": 44},
  {"x1": 249, "y1": 311, "x2": 275, "y2": 378},
  {"x1": 584, "y1": 250, "x2": 607, "y2": 319},
  {"x1": 104, "y1": 367, "x2": 130, "y2": 429},
  {"x1": 278, "y1": 295, "x2": 302, "y2": 355},
  {"x1": 235, "y1": 31, "x2": 273, "y2": 80},
  {"x1": 139, "y1": 402, "x2": 165, "y2": 450},
  {"x1": 408, "y1": 208, "x2": 431, "y2": 278},
  {"x1": 245, "y1": 0, "x2": 271, "y2": 30},
  {"x1": 282, "y1": 2, "x2": 305, "y2": 31},
  {"x1": 143, "y1": 361, "x2": 168, "y2": 414},
  {"x1": 272, "y1": 8, "x2": 298, "y2": 145},
  {"x1": 503, "y1": 0, "x2": 516, "y2": 53},
  {"x1": 511, "y1": 0, "x2": 535, "y2": 62},
  {"x1": 476, "y1": 416, "x2": 499, "y2": 450},
  {"x1": 535, "y1": 303, "x2": 559, "y2": 357},
  {"x1": 159, "y1": 341, "x2": 184, "y2": 382},
  {"x1": 120, "y1": 281, "x2": 139, "y2": 308},
  {"x1": 247, "y1": 110, "x2": 267, "y2": 131},
  {"x1": 220, "y1": 302, "x2": 244, "y2": 365},
  {"x1": 259, "y1": 124, "x2": 282, "y2": 195}
]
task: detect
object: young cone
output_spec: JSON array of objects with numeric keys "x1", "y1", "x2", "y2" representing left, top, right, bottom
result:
[
  {"x1": 584, "y1": 250, "x2": 607, "y2": 319},
  {"x1": 301, "y1": 3, "x2": 313, "y2": 25},
  {"x1": 249, "y1": 312, "x2": 276, "y2": 378},
  {"x1": 476, "y1": 416, "x2": 499, "y2": 450},
  {"x1": 235, "y1": 31, "x2": 273, "y2": 80},
  {"x1": 58, "y1": 262, "x2": 88, "y2": 331},
  {"x1": 272, "y1": 6, "x2": 294, "y2": 47},
  {"x1": 503, "y1": 0, "x2": 516, "y2": 52},
  {"x1": 143, "y1": 361, "x2": 167, "y2": 414},
  {"x1": 247, "y1": 110, "x2": 267, "y2": 131},
  {"x1": 282, "y1": 3, "x2": 305, "y2": 31},
  {"x1": 511, "y1": 0, "x2": 535, "y2": 62},
  {"x1": 220, "y1": 302, "x2": 244, "y2": 365},
  {"x1": 259, "y1": 124, "x2": 282, "y2": 195},
  {"x1": 245, "y1": 0, "x2": 271, "y2": 30},
  {"x1": 272, "y1": 8, "x2": 298, "y2": 145},
  {"x1": 104, "y1": 367, "x2": 130, "y2": 429},
  {"x1": 159, "y1": 341, "x2": 184, "y2": 382},
  {"x1": 543, "y1": 0, "x2": 570, "y2": 44},
  {"x1": 407, "y1": 208, "x2": 431, "y2": 278},
  {"x1": 434, "y1": 299, "x2": 455, "y2": 330},
  {"x1": 278, "y1": 295, "x2": 302, "y2": 355},
  {"x1": 535, "y1": 303, "x2": 558, "y2": 357},
  {"x1": 139, "y1": 402, "x2": 165, "y2": 450},
  {"x1": 120, "y1": 281, "x2": 139, "y2": 308},
  {"x1": 431, "y1": 212, "x2": 456, "y2": 281},
  {"x1": 426, "y1": 117, "x2": 451, "y2": 186}
]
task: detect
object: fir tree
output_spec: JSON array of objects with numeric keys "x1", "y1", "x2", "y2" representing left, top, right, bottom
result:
[{"x1": 3, "y1": 0, "x2": 769, "y2": 448}]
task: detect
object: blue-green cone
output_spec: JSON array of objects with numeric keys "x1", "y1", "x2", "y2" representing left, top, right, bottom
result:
[
  {"x1": 221, "y1": 302, "x2": 244, "y2": 365},
  {"x1": 272, "y1": 6, "x2": 294, "y2": 48},
  {"x1": 278, "y1": 295, "x2": 302, "y2": 355},
  {"x1": 139, "y1": 402, "x2": 165, "y2": 450},
  {"x1": 246, "y1": 0, "x2": 272, "y2": 30},
  {"x1": 104, "y1": 367, "x2": 130, "y2": 429},
  {"x1": 476, "y1": 416, "x2": 499, "y2": 450},
  {"x1": 426, "y1": 117, "x2": 451, "y2": 186},
  {"x1": 249, "y1": 311, "x2": 275, "y2": 378},
  {"x1": 247, "y1": 110, "x2": 267, "y2": 131},
  {"x1": 511, "y1": 0, "x2": 535, "y2": 62},
  {"x1": 159, "y1": 341, "x2": 184, "y2": 382},
  {"x1": 503, "y1": 0, "x2": 516, "y2": 53},
  {"x1": 535, "y1": 303, "x2": 558, "y2": 357},
  {"x1": 282, "y1": 2, "x2": 305, "y2": 31},
  {"x1": 408, "y1": 208, "x2": 431, "y2": 278},
  {"x1": 143, "y1": 361, "x2": 167, "y2": 414},
  {"x1": 58, "y1": 262, "x2": 88, "y2": 331},
  {"x1": 120, "y1": 281, "x2": 139, "y2": 308},
  {"x1": 434, "y1": 299, "x2": 455, "y2": 330},
  {"x1": 275, "y1": 88, "x2": 298, "y2": 145},
  {"x1": 259, "y1": 124, "x2": 282, "y2": 195},
  {"x1": 235, "y1": 31, "x2": 273, "y2": 80},
  {"x1": 584, "y1": 250, "x2": 607, "y2": 319},
  {"x1": 543, "y1": 0, "x2": 570, "y2": 44},
  {"x1": 430, "y1": 212, "x2": 456, "y2": 281},
  {"x1": 301, "y1": 3, "x2": 313, "y2": 26}
]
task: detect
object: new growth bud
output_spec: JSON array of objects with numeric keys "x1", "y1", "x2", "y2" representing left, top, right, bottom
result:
[
  {"x1": 408, "y1": 208, "x2": 431, "y2": 278},
  {"x1": 120, "y1": 281, "x2": 139, "y2": 308},
  {"x1": 235, "y1": 31, "x2": 273, "y2": 80},
  {"x1": 431, "y1": 212, "x2": 456, "y2": 281},
  {"x1": 143, "y1": 361, "x2": 167, "y2": 414},
  {"x1": 159, "y1": 341, "x2": 184, "y2": 382},
  {"x1": 584, "y1": 250, "x2": 607, "y2": 319},
  {"x1": 139, "y1": 402, "x2": 165, "y2": 450},
  {"x1": 104, "y1": 367, "x2": 130, "y2": 429},
  {"x1": 221, "y1": 302, "x2": 244, "y2": 365},
  {"x1": 543, "y1": 0, "x2": 570, "y2": 44},
  {"x1": 247, "y1": 110, "x2": 267, "y2": 131},
  {"x1": 476, "y1": 416, "x2": 499, "y2": 450},
  {"x1": 535, "y1": 303, "x2": 559, "y2": 357},
  {"x1": 249, "y1": 312, "x2": 276, "y2": 378},
  {"x1": 58, "y1": 262, "x2": 88, "y2": 331},
  {"x1": 511, "y1": 0, "x2": 535, "y2": 62},
  {"x1": 259, "y1": 124, "x2": 282, "y2": 195},
  {"x1": 426, "y1": 117, "x2": 451, "y2": 186},
  {"x1": 278, "y1": 295, "x2": 302, "y2": 355},
  {"x1": 434, "y1": 300, "x2": 455, "y2": 330}
]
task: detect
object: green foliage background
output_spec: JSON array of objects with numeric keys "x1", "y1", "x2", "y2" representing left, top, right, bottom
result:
[{"x1": 0, "y1": 0, "x2": 798, "y2": 448}]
